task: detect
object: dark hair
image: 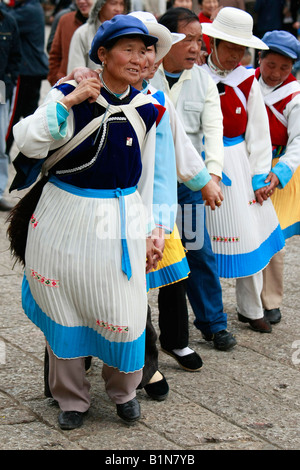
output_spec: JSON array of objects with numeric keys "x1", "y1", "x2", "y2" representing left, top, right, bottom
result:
[
  {"x1": 260, "y1": 49, "x2": 294, "y2": 63},
  {"x1": 158, "y1": 7, "x2": 199, "y2": 34}
]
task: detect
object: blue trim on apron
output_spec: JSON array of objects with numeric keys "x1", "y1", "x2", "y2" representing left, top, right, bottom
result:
[
  {"x1": 49, "y1": 175, "x2": 136, "y2": 280},
  {"x1": 221, "y1": 135, "x2": 245, "y2": 187},
  {"x1": 22, "y1": 273, "x2": 145, "y2": 372},
  {"x1": 213, "y1": 224, "x2": 285, "y2": 278},
  {"x1": 282, "y1": 221, "x2": 300, "y2": 240},
  {"x1": 146, "y1": 257, "x2": 190, "y2": 291}
]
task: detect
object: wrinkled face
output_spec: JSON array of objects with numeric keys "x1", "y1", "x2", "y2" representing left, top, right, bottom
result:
[
  {"x1": 259, "y1": 52, "x2": 293, "y2": 87},
  {"x1": 141, "y1": 45, "x2": 157, "y2": 81},
  {"x1": 173, "y1": 0, "x2": 193, "y2": 9},
  {"x1": 76, "y1": 0, "x2": 94, "y2": 17},
  {"x1": 99, "y1": 0, "x2": 125, "y2": 23},
  {"x1": 98, "y1": 37, "x2": 147, "y2": 91},
  {"x1": 211, "y1": 39, "x2": 245, "y2": 71},
  {"x1": 201, "y1": 0, "x2": 219, "y2": 17},
  {"x1": 163, "y1": 20, "x2": 202, "y2": 73}
]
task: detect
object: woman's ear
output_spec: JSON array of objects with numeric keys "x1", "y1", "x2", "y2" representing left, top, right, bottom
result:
[{"x1": 97, "y1": 47, "x2": 107, "y2": 65}]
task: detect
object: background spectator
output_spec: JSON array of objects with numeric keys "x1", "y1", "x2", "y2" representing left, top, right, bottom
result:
[
  {"x1": 47, "y1": 0, "x2": 94, "y2": 86},
  {"x1": 5, "y1": 0, "x2": 49, "y2": 156},
  {"x1": 0, "y1": 1, "x2": 21, "y2": 211}
]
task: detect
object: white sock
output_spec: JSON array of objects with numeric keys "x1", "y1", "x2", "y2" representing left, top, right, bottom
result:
[{"x1": 172, "y1": 347, "x2": 194, "y2": 357}]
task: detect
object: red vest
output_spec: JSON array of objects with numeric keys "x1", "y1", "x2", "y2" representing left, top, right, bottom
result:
[
  {"x1": 220, "y1": 75, "x2": 254, "y2": 138},
  {"x1": 255, "y1": 68, "x2": 300, "y2": 147}
]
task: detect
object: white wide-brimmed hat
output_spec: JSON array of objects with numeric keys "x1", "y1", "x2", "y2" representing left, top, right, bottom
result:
[
  {"x1": 129, "y1": 11, "x2": 185, "y2": 61},
  {"x1": 201, "y1": 7, "x2": 269, "y2": 50}
]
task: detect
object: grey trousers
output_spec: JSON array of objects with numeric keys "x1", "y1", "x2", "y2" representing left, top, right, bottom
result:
[{"x1": 46, "y1": 343, "x2": 142, "y2": 412}]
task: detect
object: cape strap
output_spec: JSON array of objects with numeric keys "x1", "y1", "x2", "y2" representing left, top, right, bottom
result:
[
  {"x1": 42, "y1": 81, "x2": 151, "y2": 174},
  {"x1": 263, "y1": 81, "x2": 300, "y2": 128}
]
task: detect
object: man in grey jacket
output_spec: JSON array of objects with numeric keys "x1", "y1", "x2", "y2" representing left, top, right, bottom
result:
[{"x1": 151, "y1": 7, "x2": 237, "y2": 360}]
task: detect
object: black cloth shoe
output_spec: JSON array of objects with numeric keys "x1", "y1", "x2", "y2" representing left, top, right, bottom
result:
[
  {"x1": 116, "y1": 397, "x2": 141, "y2": 423},
  {"x1": 203, "y1": 330, "x2": 237, "y2": 351},
  {"x1": 264, "y1": 308, "x2": 281, "y2": 324},
  {"x1": 58, "y1": 410, "x2": 86, "y2": 430},
  {"x1": 144, "y1": 373, "x2": 169, "y2": 401},
  {"x1": 238, "y1": 312, "x2": 272, "y2": 333},
  {"x1": 161, "y1": 348, "x2": 203, "y2": 371}
]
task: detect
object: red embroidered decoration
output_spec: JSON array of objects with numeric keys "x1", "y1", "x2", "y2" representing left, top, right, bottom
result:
[
  {"x1": 212, "y1": 236, "x2": 240, "y2": 242},
  {"x1": 30, "y1": 269, "x2": 60, "y2": 287},
  {"x1": 96, "y1": 320, "x2": 128, "y2": 333},
  {"x1": 30, "y1": 214, "x2": 38, "y2": 228}
]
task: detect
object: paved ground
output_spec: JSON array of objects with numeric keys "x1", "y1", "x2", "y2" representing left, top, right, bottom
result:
[{"x1": 1, "y1": 78, "x2": 300, "y2": 452}]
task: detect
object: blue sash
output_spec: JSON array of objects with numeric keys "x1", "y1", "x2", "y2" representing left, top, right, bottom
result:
[{"x1": 49, "y1": 175, "x2": 136, "y2": 280}]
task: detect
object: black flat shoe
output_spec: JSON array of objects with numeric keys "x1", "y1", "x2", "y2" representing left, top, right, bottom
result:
[
  {"x1": 264, "y1": 308, "x2": 281, "y2": 324},
  {"x1": 238, "y1": 313, "x2": 272, "y2": 333},
  {"x1": 144, "y1": 373, "x2": 169, "y2": 401},
  {"x1": 116, "y1": 397, "x2": 140, "y2": 423},
  {"x1": 161, "y1": 348, "x2": 203, "y2": 371},
  {"x1": 58, "y1": 410, "x2": 86, "y2": 430},
  {"x1": 203, "y1": 330, "x2": 237, "y2": 351}
]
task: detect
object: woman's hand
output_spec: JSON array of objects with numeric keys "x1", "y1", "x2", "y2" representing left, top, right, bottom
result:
[
  {"x1": 255, "y1": 186, "x2": 269, "y2": 205},
  {"x1": 60, "y1": 67, "x2": 101, "y2": 85},
  {"x1": 146, "y1": 233, "x2": 164, "y2": 274},
  {"x1": 60, "y1": 77, "x2": 101, "y2": 109},
  {"x1": 264, "y1": 171, "x2": 280, "y2": 196},
  {"x1": 202, "y1": 175, "x2": 224, "y2": 210}
]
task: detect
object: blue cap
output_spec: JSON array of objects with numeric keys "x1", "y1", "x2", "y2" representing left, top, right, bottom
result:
[
  {"x1": 262, "y1": 30, "x2": 300, "y2": 60},
  {"x1": 89, "y1": 15, "x2": 158, "y2": 64}
]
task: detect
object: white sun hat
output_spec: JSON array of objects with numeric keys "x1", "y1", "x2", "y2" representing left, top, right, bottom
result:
[
  {"x1": 129, "y1": 11, "x2": 185, "y2": 61},
  {"x1": 201, "y1": 7, "x2": 269, "y2": 50}
]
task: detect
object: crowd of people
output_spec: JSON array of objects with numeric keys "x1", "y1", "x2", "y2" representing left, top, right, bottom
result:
[{"x1": 1, "y1": 0, "x2": 300, "y2": 431}]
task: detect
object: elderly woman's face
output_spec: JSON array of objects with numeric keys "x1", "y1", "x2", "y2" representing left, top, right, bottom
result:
[
  {"x1": 141, "y1": 45, "x2": 156, "y2": 80},
  {"x1": 99, "y1": 37, "x2": 147, "y2": 89},
  {"x1": 259, "y1": 52, "x2": 293, "y2": 87},
  {"x1": 211, "y1": 39, "x2": 245, "y2": 70}
]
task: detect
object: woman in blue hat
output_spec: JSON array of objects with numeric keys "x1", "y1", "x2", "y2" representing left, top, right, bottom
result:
[
  {"x1": 10, "y1": 15, "x2": 162, "y2": 430},
  {"x1": 256, "y1": 30, "x2": 300, "y2": 325}
]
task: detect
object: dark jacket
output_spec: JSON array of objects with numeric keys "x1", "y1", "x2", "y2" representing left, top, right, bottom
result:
[
  {"x1": 9, "y1": 0, "x2": 48, "y2": 77},
  {"x1": 0, "y1": 5, "x2": 21, "y2": 100},
  {"x1": 254, "y1": 0, "x2": 285, "y2": 35}
]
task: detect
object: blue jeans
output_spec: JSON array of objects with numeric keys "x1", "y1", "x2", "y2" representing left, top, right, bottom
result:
[
  {"x1": 0, "y1": 101, "x2": 9, "y2": 199},
  {"x1": 177, "y1": 184, "x2": 227, "y2": 336}
]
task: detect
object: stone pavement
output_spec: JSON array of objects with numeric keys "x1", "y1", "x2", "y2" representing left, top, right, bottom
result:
[{"x1": 1, "y1": 80, "x2": 300, "y2": 452}]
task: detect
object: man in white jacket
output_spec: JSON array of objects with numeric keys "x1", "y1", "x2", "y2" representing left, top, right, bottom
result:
[{"x1": 151, "y1": 7, "x2": 237, "y2": 353}]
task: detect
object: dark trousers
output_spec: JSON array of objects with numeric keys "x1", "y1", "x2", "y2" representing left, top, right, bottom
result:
[
  {"x1": 158, "y1": 184, "x2": 227, "y2": 349},
  {"x1": 158, "y1": 280, "x2": 189, "y2": 350},
  {"x1": 6, "y1": 75, "x2": 44, "y2": 154},
  {"x1": 138, "y1": 305, "x2": 159, "y2": 389}
]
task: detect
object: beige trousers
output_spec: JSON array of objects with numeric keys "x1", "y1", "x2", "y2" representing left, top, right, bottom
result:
[
  {"x1": 261, "y1": 249, "x2": 285, "y2": 310},
  {"x1": 236, "y1": 271, "x2": 264, "y2": 320},
  {"x1": 46, "y1": 343, "x2": 142, "y2": 412}
]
